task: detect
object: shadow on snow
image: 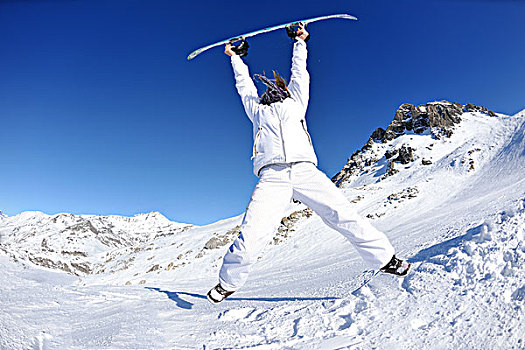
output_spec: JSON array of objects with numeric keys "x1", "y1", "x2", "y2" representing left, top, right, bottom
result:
[
  {"x1": 145, "y1": 287, "x2": 338, "y2": 310},
  {"x1": 409, "y1": 224, "x2": 485, "y2": 264}
]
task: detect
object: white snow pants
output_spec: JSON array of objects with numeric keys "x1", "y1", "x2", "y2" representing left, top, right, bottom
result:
[{"x1": 219, "y1": 162, "x2": 395, "y2": 291}]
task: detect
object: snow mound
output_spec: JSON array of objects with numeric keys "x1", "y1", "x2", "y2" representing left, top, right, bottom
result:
[{"x1": 393, "y1": 200, "x2": 525, "y2": 349}]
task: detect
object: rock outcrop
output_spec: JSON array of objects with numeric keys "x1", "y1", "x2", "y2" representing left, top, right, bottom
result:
[
  {"x1": 332, "y1": 101, "x2": 496, "y2": 187},
  {"x1": 394, "y1": 145, "x2": 415, "y2": 165},
  {"x1": 381, "y1": 101, "x2": 463, "y2": 141}
]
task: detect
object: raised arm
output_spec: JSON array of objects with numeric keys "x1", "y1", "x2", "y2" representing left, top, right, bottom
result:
[
  {"x1": 225, "y1": 43, "x2": 259, "y2": 123},
  {"x1": 287, "y1": 25, "x2": 310, "y2": 112}
]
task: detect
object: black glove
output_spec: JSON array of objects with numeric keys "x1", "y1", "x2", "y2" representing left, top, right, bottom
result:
[
  {"x1": 231, "y1": 38, "x2": 249, "y2": 57},
  {"x1": 286, "y1": 25, "x2": 298, "y2": 40},
  {"x1": 286, "y1": 24, "x2": 310, "y2": 43}
]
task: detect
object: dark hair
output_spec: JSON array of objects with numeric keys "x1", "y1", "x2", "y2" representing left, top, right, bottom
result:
[{"x1": 254, "y1": 71, "x2": 290, "y2": 105}]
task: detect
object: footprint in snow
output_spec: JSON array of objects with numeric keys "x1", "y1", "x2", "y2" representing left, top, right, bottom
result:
[{"x1": 218, "y1": 307, "x2": 256, "y2": 321}]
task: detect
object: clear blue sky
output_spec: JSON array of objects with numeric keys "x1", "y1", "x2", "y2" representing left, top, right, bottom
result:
[{"x1": 1, "y1": 0, "x2": 524, "y2": 225}]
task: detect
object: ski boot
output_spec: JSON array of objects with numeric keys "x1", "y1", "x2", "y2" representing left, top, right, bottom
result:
[
  {"x1": 380, "y1": 255, "x2": 411, "y2": 276},
  {"x1": 207, "y1": 284, "x2": 235, "y2": 304}
]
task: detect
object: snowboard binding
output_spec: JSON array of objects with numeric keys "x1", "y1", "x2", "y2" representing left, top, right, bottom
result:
[
  {"x1": 286, "y1": 23, "x2": 310, "y2": 42},
  {"x1": 230, "y1": 38, "x2": 250, "y2": 57}
]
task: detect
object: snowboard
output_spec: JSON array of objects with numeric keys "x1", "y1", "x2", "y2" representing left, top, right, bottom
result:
[{"x1": 187, "y1": 13, "x2": 357, "y2": 61}]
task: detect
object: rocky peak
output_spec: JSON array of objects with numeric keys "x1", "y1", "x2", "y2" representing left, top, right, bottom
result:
[
  {"x1": 372, "y1": 101, "x2": 495, "y2": 143},
  {"x1": 0, "y1": 210, "x2": 7, "y2": 219},
  {"x1": 332, "y1": 101, "x2": 496, "y2": 187}
]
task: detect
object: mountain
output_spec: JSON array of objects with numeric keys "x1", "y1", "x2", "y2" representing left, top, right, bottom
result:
[
  {"x1": 332, "y1": 101, "x2": 498, "y2": 187},
  {"x1": 1, "y1": 101, "x2": 524, "y2": 349},
  {"x1": 0, "y1": 211, "x2": 192, "y2": 275}
]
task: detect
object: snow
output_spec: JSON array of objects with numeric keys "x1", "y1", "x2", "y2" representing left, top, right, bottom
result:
[{"x1": 1, "y1": 108, "x2": 525, "y2": 349}]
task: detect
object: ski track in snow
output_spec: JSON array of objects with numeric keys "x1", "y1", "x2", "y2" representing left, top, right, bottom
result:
[{"x1": 1, "y1": 110, "x2": 525, "y2": 349}]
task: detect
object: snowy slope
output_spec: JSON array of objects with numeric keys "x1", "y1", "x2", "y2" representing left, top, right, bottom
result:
[{"x1": 1, "y1": 102, "x2": 524, "y2": 349}]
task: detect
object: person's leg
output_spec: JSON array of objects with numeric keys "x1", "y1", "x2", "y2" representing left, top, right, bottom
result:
[
  {"x1": 218, "y1": 164, "x2": 294, "y2": 291},
  {"x1": 291, "y1": 162, "x2": 394, "y2": 270}
]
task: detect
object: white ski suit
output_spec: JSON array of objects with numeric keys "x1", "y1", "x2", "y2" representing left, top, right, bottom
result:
[{"x1": 219, "y1": 39, "x2": 395, "y2": 291}]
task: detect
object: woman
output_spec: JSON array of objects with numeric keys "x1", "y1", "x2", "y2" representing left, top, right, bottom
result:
[{"x1": 207, "y1": 25, "x2": 410, "y2": 304}]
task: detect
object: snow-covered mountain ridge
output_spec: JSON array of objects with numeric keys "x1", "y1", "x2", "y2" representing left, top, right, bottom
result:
[
  {"x1": 0, "y1": 211, "x2": 192, "y2": 275},
  {"x1": 1, "y1": 101, "x2": 524, "y2": 349}
]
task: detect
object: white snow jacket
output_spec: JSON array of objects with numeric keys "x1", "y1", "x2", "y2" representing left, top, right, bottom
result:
[{"x1": 230, "y1": 39, "x2": 318, "y2": 176}]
